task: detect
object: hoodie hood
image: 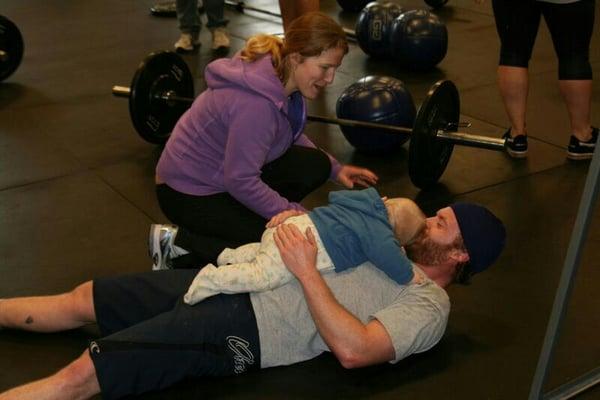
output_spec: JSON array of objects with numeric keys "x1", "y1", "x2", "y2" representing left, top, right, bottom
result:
[{"x1": 205, "y1": 52, "x2": 288, "y2": 111}]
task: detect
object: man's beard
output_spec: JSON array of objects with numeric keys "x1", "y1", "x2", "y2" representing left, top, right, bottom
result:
[{"x1": 405, "y1": 234, "x2": 455, "y2": 266}]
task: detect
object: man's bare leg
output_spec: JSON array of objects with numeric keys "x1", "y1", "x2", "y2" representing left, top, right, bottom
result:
[
  {"x1": 559, "y1": 79, "x2": 593, "y2": 141},
  {"x1": 0, "y1": 281, "x2": 95, "y2": 332},
  {"x1": 279, "y1": 0, "x2": 319, "y2": 32},
  {"x1": 0, "y1": 351, "x2": 100, "y2": 400},
  {"x1": 497, "y1": 65, "x2": 529, "y2": 136}
]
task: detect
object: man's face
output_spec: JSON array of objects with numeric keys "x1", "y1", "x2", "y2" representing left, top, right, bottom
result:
[
  {"x1": 405, "y1": 207, "x2": 463, "y2": 265},
  {"x1": 425, "y1": 207, "x2": 462, "y2": 247}
]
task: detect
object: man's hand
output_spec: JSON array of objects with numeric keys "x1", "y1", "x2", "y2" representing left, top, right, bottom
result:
[
  {"x1": 266, "y1": 209, "x2": 305, "y2": 228},
  {"x1": 336, "y1": 165, "x2": 378, "y2": 188},
  {"x1": 275, "y1": 223, "x2": 396, "y2": 368},
  {"x1": 274, "y1": 223, "x2": 318, "y2": 281}
]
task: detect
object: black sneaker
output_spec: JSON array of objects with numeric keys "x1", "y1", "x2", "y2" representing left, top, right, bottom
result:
[
  {"x1": 503, "y1": 129, "x2": 528, "y2": 158},
  {"x1": 567, "y1": 127, "x2": 598, "y2": 160}
]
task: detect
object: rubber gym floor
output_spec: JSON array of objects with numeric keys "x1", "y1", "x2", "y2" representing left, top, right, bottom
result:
[{"x1": 1, "y1": 0, "x2": 600, "y2": 398}]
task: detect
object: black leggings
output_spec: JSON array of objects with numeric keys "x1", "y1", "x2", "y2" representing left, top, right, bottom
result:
[
  {"x1": 156, "y1": 145, "x2": 331, "y2": 268},
  {"x1": 492, "y1": 0, "x2": 595, "y2": 80}
]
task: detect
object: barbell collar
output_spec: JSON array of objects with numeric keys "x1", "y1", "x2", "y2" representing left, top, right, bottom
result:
[
  {"x1": 111, "y1": 85, "x2": 195, "y2": 106},
  {"x1": 307, "y1": 114, "x2": 413, "y2": 135},
  {"x1": 159, "y1": 90, "x2": 195, "y2": 104},
  {"x1": 445, "y1": 121, "x2": 472, "y2": 130},
  {"x1": 112, "y1": 85, "x2": 131, "y2": 98},
  {"x1": 436, "y1": 130, "x2": 506, "y2": 151}
]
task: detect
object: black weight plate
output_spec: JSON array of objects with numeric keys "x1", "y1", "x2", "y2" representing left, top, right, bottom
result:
[
  {"x1": 129, "y1": 51, "x2": 194, "y2": 144},
  {"x1": 408, "y1": 80, "x2": 459, "y2": 188},
  {"x1": 0, "y1": 15, "x2": 24, "y2": 82}
]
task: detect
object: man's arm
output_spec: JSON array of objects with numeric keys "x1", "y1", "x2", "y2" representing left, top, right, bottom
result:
[{"x1": 274, "y1": 224, "x2": 395, "y2": 368}]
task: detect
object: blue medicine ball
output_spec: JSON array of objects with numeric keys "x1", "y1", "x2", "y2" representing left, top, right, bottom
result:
[
  {"x1": 355, "y1": 2, "x2": 404, "y2": 58},
  {"x1": 390, "y1": 9, "x2": 448, "y2": 70},
  {"x1": 336, "y1": 76, "x2": 415, "y2": 154}
]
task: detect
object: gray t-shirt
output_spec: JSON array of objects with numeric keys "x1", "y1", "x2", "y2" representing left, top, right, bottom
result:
[{"x1": 250, "y1": 263, "x2": 450, "y2": 368}]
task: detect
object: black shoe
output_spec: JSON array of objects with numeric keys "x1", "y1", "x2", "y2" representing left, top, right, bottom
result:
[
  {"x1": 567, "y1": 127, "x2": 598, "y2": 160},
  {"x1": 503, "y1": 129, "x2": 528, "y2": 158}
]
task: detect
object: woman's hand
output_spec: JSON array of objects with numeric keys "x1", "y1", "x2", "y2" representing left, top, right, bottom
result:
[
  {"x1": 266, "y1": 209, "x2": 306, "y2": 228},
  {"x1": 274, "y1": 224, "x2": 318, "y2": 281},
  {"x1": 336, "y1": 165, "x2": 379, "y2": 188}
]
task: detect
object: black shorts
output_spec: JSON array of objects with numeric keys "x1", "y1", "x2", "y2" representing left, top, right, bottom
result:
[{"x1": 90, "y1": 270, "x2": 260, "y2": 400}]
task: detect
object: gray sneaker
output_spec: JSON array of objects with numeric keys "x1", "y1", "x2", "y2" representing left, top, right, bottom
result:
[{"x1": 149, "y1": 224, "x2": 179, "y2": 270}]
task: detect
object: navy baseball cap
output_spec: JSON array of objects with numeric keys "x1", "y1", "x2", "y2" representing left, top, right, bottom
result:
[{"x1": 450, "y1": 203, "x2": 506, "y2": 274}]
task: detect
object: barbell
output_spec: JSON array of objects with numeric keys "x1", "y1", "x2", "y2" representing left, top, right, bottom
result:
[
  {"x1": 0, "y1": 15, "x2": 24, "y2": 82},
  {"x1": 112, "y1": 51, "x2": 508, "y2": 188}
]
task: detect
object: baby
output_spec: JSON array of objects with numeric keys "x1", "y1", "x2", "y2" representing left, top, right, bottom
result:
[{"x1": 184, "y1": 187, "x2": 426, "y2": 305}]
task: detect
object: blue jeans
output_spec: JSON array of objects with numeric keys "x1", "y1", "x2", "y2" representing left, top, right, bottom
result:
[{"x1": 176, "y1": 0, "x2": 229, "y2": 35}]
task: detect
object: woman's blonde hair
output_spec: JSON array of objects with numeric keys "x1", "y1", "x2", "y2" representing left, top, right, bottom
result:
[{"x1": 240, "y1": 12, "x2": 348, "y2": 84}]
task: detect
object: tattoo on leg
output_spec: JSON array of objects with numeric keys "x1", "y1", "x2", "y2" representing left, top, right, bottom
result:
[{"x1": 25, "y1": 316, "x2": 34, "y2": 324}]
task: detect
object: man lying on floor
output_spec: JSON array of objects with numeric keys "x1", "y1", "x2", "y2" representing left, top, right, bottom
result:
[{"x1": 0, "y1": 202, "x2": 505, "y2": 400}]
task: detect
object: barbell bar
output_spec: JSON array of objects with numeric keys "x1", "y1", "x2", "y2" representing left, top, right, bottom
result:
[
  {"x1": 307, "y1": 114, "x2": 504, "y2": 151},
  {"x1": 113, "y1": 83, "x2": 420, "y2": 135},
  {"x1": 112, "y1": 80, "x2": 501, "y2": 150},
  {"x1": 0, "y1": 15, "x2": 24, "y2": 82},
  {"x1": 112, "y1": 51, "x2": 509, "y2": 188}
]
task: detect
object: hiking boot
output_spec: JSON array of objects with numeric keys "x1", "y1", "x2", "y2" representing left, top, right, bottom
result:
[
  {"x1": 210, "y1": 27, "x2": 230, "y2": 50},
  {"x1": 567, "y1": 127, "x2": 598, "y2": 160},
  {"x1": 174, "y1": 33, "x2": 200, "y2": 52},
  {"x1": 503, "y1": 129, "x2": 528, "y2": 158}
]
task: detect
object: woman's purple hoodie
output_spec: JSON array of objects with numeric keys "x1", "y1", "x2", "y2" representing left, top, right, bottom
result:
[{"x1": 156, "y1": 53, "x2": 342, "y2": 219}]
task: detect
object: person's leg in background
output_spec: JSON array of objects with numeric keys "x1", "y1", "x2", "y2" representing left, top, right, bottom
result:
[
  {"x1": 204, "y1": 0, "x2": 231, "y2": 50},
  {"x1": 492, "y1": 0, "x2": 541, "y2": 158},
  {"x1": 175, "y1": 0, "x2": 201, "y2": 51},
  {"x1": 542, "y1": 0, "x2": 597, "y2": 159},
  {"x1": 278, "y1": 0, "x2": 319, "y2": 32}
]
